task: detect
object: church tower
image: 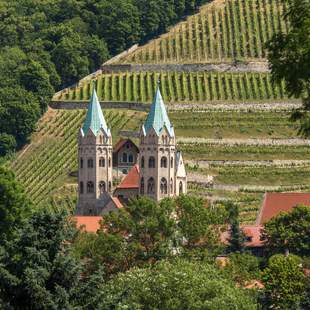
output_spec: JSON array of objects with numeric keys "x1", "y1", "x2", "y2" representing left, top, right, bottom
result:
[
  {"x1": 76, "y1": 87, "x2": 113, "y2": 215},
  {"x1": 139, "y1": 82, "x2": 186, "y2": 201}
]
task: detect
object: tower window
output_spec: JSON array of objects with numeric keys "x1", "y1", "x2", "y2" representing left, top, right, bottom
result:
[
  {"x1": 80, "y1": 158, "x2": 83, "y2": 168},
  {"x1": 122, "y1": 153, "x2": 128, "y2": 163},
  {"x1": 179, "y1": 181, "x2": 183, "y2": 194},
  {"x1": 140, "y1": 177, "x2": 144, "y2": 195},
  {"x1": 99, "y1": 157, "x2": 105, "y2": 167},
  {"x1": 149, "y1": 156, "x2": 155, "y2": 168},
  {"x1": 87, "y1": 158, "x2": 93, "y2": 168},
  {"x1": 147, "y1": 177, "x2": 155, "y2": 194},
  {"x1": 108, "y1": 181, "x2": 112, "y2": 192},
  {"x1": 87, "y1": 181, "x2": 94, "y2": 193},
  {"x1": 109, "y1": 157, "x2": 111, "y2": 167},
  {"x1": 80, "y1": 182, "x2": 84, "y2": 194},
  {"x1": 141, "y1": 156, "x2": 145, "y2": 168},
  {"x1": 99, "y1": 181, "x2": 106, "y2": 194},
  {"x1": 170, "y1": 178, "x2": 173, "y2": 193},
  {"x1": 128, "y1": 153, "x2": 133, "y2": 163},
  {"x1": 160, "y1": 156, "x2": 167, "y2": 168},
  {"x1": 160, "y1": 178, "x2": 167, "y2": 194},
  {"x1": 171, "y1": 157, "x2": 173, "y2": 168}
]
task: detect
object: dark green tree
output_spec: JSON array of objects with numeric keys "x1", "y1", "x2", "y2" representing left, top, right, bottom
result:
[
  {"x1": 0, "y1": 167, "x2": 31, "y2": 244},
  {"x1": 0, "y1": 133, "x2": 16, "y2": 156},
  {"x1": 267, "y1": 0, "x2": 310, "y2": 136},
  {"x1": 262, "y1": 205, "x2": 310, "y2": 257}
]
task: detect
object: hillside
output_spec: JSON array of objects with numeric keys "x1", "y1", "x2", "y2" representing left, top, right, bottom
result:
[{"x1": 11, "y1": 0, "x2": 309, "y2": 224}]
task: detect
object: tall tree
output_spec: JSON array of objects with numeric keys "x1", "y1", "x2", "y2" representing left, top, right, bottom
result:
[{"x1": 267, "y1": 0, "x2": 310, "y2": 136}]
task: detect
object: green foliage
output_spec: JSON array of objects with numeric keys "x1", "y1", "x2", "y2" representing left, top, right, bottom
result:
[
  {"x1": 267, "y1": 0, "x2": 310, "y2": 136},
  {"x1": 262, "y1": 254, "x2": 307, "y2": 309},
  {"x1": 99, "y1": 259, "x2": 257, "y2": 309},
  {"x1": 262, "y1": 205, "x2": 310, "y2": 257},
  {"x1": 0, "y1": 133, "x2": 16, "y2": 157},
  {"x1": 0, "y1": 167, "x2": 31, "y2": 243},
  {"x1": 0, "y1": 206, "x2": 104, "y2": 309}
]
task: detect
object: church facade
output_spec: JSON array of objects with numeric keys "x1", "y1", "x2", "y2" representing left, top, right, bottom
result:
[{"x1": 76, "y1": 83, "x2": 187, "y2": 216}]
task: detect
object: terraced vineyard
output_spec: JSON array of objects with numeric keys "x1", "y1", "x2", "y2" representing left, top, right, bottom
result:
[
  {"x1": 56, "y1": 71, "x2": 288, "y2": 103},
  {"x1": 116, "y1": 0, "x2": 288, "y2": 64},
  {"x1": 11, "y1": 109, "x2": 146, "y2": 205}
]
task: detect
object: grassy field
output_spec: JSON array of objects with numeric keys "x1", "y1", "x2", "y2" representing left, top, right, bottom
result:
[
  {"x1": 116, "y1": 0, "x2": 288, "y2": 64},
  {"x1": 55, "y1": 71, "x2": 289, "y2": 104},
  {"x1": 171, "y1": 110, "x2": 299, "y2": 139}
]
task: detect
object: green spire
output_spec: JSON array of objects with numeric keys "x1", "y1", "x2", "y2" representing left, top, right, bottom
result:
[
  {"x1": 82, "y1": 86, "x2": 110, "y2": 136},
  {"x1": 142, "y1": 80, "x2": 174, "y2": 137}
]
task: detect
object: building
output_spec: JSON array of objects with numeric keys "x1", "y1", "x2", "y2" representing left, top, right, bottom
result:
[
  {"x1": 139, "y1": 82, "x2": 187, "y2": 201},
  {"x1": 256, "y1": 192, "x2": 310, "y2": 225},
  {"x1": 113, "y1": 138, "x2": 139, "y2": 174},
  {"x1": 76, "y1": 88, "x2": 121, "y2": 215},
  {"x1": 114, "y1": 164, "x2": 140, "y2": 204}
]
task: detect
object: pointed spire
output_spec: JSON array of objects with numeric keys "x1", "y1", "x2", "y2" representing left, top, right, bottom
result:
[
  {"x1": 142, "y1": 79, "x2": 174, "y2": 137},
  {"x1": 81, "y1": 84, "x2": 110, "y2": 136}
]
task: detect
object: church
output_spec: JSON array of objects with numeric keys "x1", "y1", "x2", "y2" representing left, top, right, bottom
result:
[{"x1": 76, "y1": 82, "x2": 187, "y2": 216}]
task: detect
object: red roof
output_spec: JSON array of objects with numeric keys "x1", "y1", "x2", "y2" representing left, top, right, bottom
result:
[
  {"x1": 113, "y1": 138, "x2": 139, "y2": 154},
  {"x1": 117, "y1": 164, "x2": 140, "y2": 189},
  {"x1": 74, "y1": 216, "x2": 102, "y2": 233},
  {"x1": 220, "y1": 225, "x2": 264, "y2": 248},
  {"x1": 111, "y1": 196, "x2": 124, "y2": 209},
  {"x1": 256, "y1": 192, "x2": 310, "y2": 225}
]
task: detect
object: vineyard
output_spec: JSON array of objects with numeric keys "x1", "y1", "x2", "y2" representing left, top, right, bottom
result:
[
  {"x1": 55, "y1": 71, "x2": 289, "y2": 103},
  {"x1": 11, "y1": 109, "x2": 146, "y2": 205},
  {"x1": 115, "y1": 0, "x2": 288, "y2": 64}
]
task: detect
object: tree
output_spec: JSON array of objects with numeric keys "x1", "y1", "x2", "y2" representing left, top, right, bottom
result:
[
  {"x1": 225, "y1": 202, "x2": 246, "y2": 253},
  {"x1": 0, "y1": 206, "x2": 104, "y2": 309},
  {"x1": 0, "y1": 167, "x2": 31, "y2": 244},
  {"x1": 0, "y1": 133, "x2": 16, "y2": 156},
  {"x1": 262, "y1": 254, "x2": 307, "y2": 309},
  {"x1": 99, "y1": 259, "x2": 257, "y2": 309},
  {"x1": 262, "y1": 205, "x2": 310, "y2": 256},
  {"x1": 267, "y1": 0, "x2": 310, "y2": 136}
]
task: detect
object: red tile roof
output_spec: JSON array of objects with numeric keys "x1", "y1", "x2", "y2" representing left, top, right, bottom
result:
[
  {"x1": 113, "y1": 138, "x2": 139, "y2": 154},
  {"x1": 74, "y1": 216, "x2": 102, "y2": 233},
  {"x1": 117, "y1": 164, "x2": 140, "y2": 189},
  {"x1": 220, "y1": 225, "x2": 264, "y2": 248},
  {"x1": 256, "y1": 192, "x2": 310, "y2": 225},
  {"x1": 111, "y1": 196, "x2": 124, "y2": 209}
]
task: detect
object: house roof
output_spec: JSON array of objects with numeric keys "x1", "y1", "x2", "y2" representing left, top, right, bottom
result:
[
  {"x1": 220, "y1": 225, "x2": 265, "y2": 248},
  {"x1": 81, "y1": 88, "x2": 110, "y2": 136},
  {"x1": 113, "y1": 138, "x2": 139, "y2": 154},
  {"x1": 111, "y1": 196, "x2": 124, "y2": 209},
  {"x1": 74, "y1": 216, "x2": 102, "y2": 233},
  {"x1": 142, "y1": 82, "x2": 174, "y2": 137},
  {"x1": 117, "y1": 164, "x2": 140, "y2": 189},
  {"x1": 256, "y1": 192, "x2": 310, "y2": 225}
]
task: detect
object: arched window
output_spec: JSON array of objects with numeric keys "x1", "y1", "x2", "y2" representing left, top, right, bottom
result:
[
  {"x1": 141, "y1": 156, "x2": 145, "y2": 168},
  {"x1": 149, "y1": 156, "x2": 155, "y2": 168},
  {"x1": 87, "y1": 158, "x2": 93, "y2": 168},
  {"x1": 170, "y1": 178, "x2": 173, "y2": 193},
  {"x1": 87, "y1": 181, "x2": 94, "y2": 193},
  {"x1": 179, "y1": 181, "x2": 183, "y2": 194},
  {"x1": 108, "y1": 181, "x2": 112, "y2": 192},
  {"x1": 122, "y1": 153, "x2": 127, "y2": 163},
  {"x1": 80, "y1": 158, "x2": 83, "y2": 169},
  {"x1": 99, "y1": 157, "x2": 105, "y2": 167},
  {"x1": 161, "y1": 156, "x2": 167, "y2": 168},
  {"x1": 160, "y1": 178, "x2": 168, "y2": 194},
  {"x1": 80, "y1": 182, "x2": 84, "y2": 194},
  {"x1": 171, "y1": 157, "x2": 173, "y2": 168},
  {"x1": 140, "y1": 177, "x2": 144, "y2": 195},
  {"x1": 128, "y1": 153, "x2": 133, "y2": 163},
  {"x1": 100, "y1": 136, "x2": 103, "y2": 144},
  {"x1": 99, "y1": 181, "x2": 106, "y2": 194},
  {"x1": 147, "y1": 177, "x2": 155, "y2": 194},
  {"x1": 109, "y1": 157, "x2": 111, "y2": 167}
]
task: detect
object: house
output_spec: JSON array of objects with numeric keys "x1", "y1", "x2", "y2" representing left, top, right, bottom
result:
[{"x1": 113, "y1": 138, "x2": 139, "y2": 174}]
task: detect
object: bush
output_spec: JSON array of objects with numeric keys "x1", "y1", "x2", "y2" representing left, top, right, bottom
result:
[{"x1": 0, "y1": 133, "x2": 16, "y2": 156}]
